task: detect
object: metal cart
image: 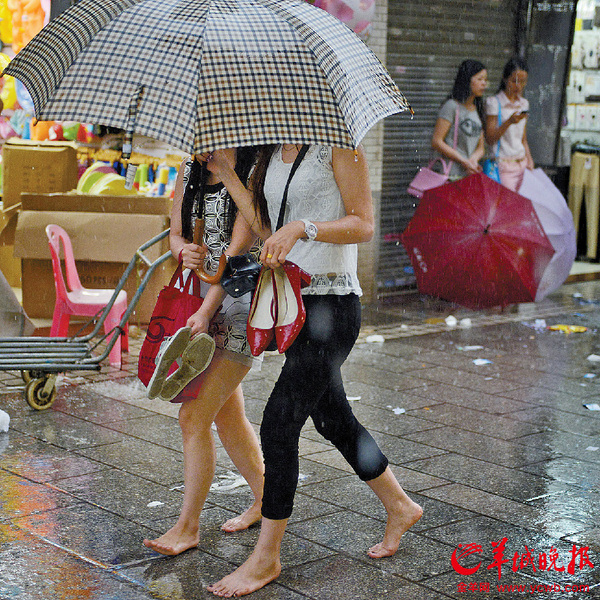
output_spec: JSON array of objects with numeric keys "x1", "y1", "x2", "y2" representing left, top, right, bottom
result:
[{"x1": 0, "y1": 230, "x2": 171, "y2": 410}]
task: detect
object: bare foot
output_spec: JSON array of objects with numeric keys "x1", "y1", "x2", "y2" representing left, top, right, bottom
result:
[
  {"x1": 220, "y1": 502, "x2": 262, "y2": 533},
  {"x1": 207, "y1": 550, "x2": 281, "y2": 597},
  {"x1": 143, "y1": 525, "x2": 199, "y2": 556},
  {"x1": 368, "y1": 499, "x2": 423, "y2": 559}
]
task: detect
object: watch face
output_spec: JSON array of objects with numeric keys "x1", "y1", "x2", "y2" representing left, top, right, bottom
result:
[{"x1": 306, "y1": 222, "x2": 317, "y2": 239}]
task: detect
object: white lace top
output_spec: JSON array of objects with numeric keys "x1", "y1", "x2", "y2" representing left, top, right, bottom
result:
[{"x1": 264, "y1": 145, "x2": 362, "y2": 296}]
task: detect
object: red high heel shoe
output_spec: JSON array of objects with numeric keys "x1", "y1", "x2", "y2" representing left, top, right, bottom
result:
[
  {"x1": 246, "y1": 266, "x2": 277, "y2": 356},
  {"x1": 274, "y1": 261, "x2": 311, "y2": 353}
]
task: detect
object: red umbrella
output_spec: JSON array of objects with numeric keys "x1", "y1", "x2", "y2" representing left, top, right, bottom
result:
[{"x1": 401, "y1": 173, "x2": 555, "y2": 309}]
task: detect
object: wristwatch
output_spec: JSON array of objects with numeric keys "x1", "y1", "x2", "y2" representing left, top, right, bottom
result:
[{"x1": 301, "y1": 219, "x2": 318, "y2": 241}]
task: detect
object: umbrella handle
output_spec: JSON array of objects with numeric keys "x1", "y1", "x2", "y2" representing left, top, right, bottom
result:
[{"x1": 192, "y1": 218, "x2": 227, "y2": 284}]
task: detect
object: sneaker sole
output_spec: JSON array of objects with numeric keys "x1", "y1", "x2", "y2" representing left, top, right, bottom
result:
[
  {"x1": 160, "y1": 333, "x2": 216, "y2": 401},
  {"x1": 147, "y1": 326, "x2": 192, "y2": 399}
]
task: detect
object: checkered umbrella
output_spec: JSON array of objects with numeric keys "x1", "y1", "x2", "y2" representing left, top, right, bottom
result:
[{"x1": 4, "y1": 0, "x2": 411, "y2": 158}]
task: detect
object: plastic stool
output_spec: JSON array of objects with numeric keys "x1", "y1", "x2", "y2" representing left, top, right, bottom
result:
[
  {"x1": 568, "y1": 152, "x2": 600, "y2": 259},
  {"x1": 46, "y1": 224, "x2": 128, "y2": 367}
]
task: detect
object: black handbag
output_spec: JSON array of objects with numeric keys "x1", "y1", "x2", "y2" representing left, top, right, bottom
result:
[
  {"x1": 221, "y1": 144, "x2": 309, "y2": 297},
  {"x1": 221, "y1": 253, "x2": 262, "y2": 297}
]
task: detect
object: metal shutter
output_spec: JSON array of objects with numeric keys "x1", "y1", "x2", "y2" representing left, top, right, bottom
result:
[{"x1": 378, "y1": 0, "x2": 519, "y2": 297}]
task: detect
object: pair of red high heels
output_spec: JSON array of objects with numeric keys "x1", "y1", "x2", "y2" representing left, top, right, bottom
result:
[{"x1": 246, "y1": 261, "x2": 311, "y2": 356}]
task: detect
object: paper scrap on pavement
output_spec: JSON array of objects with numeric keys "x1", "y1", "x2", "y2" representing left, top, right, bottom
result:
[
  {"x1": 583, "y1": 403, "x2": 600, "y2": 411},
  {"x1": 473, "y1": 359, "x2": 493, "y2": 366},
  {"x1": 147, "y1": 501, "x2": 164, "y2": 508},
  {"x1": 586, "y1": 446, "x2": 599, "y2": 452},
  {"x1": 0, "y1": 409, "x2": 9, "y2": 432},
  {"x1": 365, "y1": 334, "x2": 385, "y2": 343},
  {"x1": 587, "y1": 355, "x2": 600, "y2": 362},
  {"x1": 458, "y1": 345, "x2": 484, "y2": 351}
]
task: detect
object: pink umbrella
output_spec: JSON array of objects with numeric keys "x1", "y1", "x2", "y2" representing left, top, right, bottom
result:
[{"x1": 518, "y1": 169, "x2": 577, "y2": 301}]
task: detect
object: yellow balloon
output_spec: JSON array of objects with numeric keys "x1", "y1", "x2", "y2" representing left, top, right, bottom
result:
[
  {"x1": 1, "y1": 76, "x2": 16, "y2": 109},
  {"x1": 0, "y1": 3, "x2": 12, "y2": 45}
]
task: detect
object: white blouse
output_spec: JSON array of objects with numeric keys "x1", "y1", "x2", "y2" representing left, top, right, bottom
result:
[
  {"x1": 264, "y1": 145, "x2": 362, "y2": 296},
  {"x1": 485, "y1": 91, "x2": 529, "y2": 160}
]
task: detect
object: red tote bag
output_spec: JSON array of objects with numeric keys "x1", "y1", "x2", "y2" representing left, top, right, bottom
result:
[{"x1": 138, "y1": 265, "x2": 203, "y2": 386}]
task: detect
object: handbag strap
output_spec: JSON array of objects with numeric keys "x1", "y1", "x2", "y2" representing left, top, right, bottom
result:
[
  {"x1": 442, "y1": 106, "x2": 460, "y2": 176},
  {"x1": 275, "y1": 144, "x2": 310, "y2": 231},
  {"x1": 495, "y1": 96, "x2": 502, "y2": 158}
]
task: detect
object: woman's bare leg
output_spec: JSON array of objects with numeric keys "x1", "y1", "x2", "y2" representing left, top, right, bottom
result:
[
  {"x1": 214, "y1": 385, "x2": 264, "y2": 532},
  {"x1": 366, "y1": 466, "x2": 423, "y2": 558},
  {"x1": 207, "y1": 517, "x2": 286, "y2": 597},
  {"x1": 143, "y1": 354, "x2": 251, "y2": 555}
]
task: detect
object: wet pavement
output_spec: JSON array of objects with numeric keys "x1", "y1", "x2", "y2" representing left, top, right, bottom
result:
[{"x1": 1, "y1": 280, "x2": 600, "y2": 599}]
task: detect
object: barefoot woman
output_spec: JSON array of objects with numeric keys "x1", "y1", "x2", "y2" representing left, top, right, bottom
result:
[
  {"x1": 143, "y1": 148, "x2": 264, "y2": 555},
  {"x1": 205, "y1": 144, "x2": 423, "y2": 596}
]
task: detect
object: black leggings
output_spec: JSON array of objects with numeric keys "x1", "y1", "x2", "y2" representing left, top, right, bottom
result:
[{"x1": 260, "y1": 293, "x2": 389, "y2": 520}]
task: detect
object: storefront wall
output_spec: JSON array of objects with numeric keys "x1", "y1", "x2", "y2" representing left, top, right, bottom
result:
[{"x1": 376, "y1": 0, "x2": 522, "y2": 297}]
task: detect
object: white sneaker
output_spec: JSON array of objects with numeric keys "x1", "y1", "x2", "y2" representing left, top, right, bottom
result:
[
  {"x1": 159, "y1": 333, "x2": 216, "y2": 401},
  {"x1": 147, "y1": 326, "x2": 192, "y2": 399}
]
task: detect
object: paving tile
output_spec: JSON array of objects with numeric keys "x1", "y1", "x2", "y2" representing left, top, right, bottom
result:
[
  {"x1": 51, "y1": 386, "x2": 155, "y2": 424},
  {"x1": 51, "y1": 468, "x2": 184, "y2": 526},
  {"x1": 0, "y1": 470, "x2": 82, "y2": 520},
  {"x1": 298, "y1": 476, "x2": 475, "y2": 533},
  {"x1": 405, "y1": 426, "x2": 553, "y2": 468},
  {"x1": 406, "y1": 453, "x2": 566, "y2": 502},
  {"x1": 9, "y1": 410, "x2": 124, "y2": 450},
  {"x1": 520, "y1": 457, "x2": 600, "y2": 490},
  {"x1": 13, "y1": 502, "x2": 160, "y2": 567},
  {"x1": 506, "y1": 405, "x2": 600, "y2": 437},
  {"x1": 0, "y1": 430, "x2": 108, "y2": 482},
  {"x1": 0, "y1": 522, "x2": 158, "y2": 600},
  {"x1": 410, "y1": 382, "x2": 534, "y2": 414},
  {"x1": 100, "y1": 414, "x2": 184, "y2": 452},
  {"x1": 75, "y1": 437, "x2": 184, "y2": 486},
  {"x1": 515, "y1": 429, "x2": 600, "y2": 463},
  {"x1": 413, "y1": 366, "x2": 525, "y2": 395},
  {"x1": 279, "y1": 554, "x2": 413, "y2": 599},
  {"x1": 408, "y1": 402, "x2": 545, "y2": 439}
]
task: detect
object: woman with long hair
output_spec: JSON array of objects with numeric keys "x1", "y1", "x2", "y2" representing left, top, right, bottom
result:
[
  {"x1": 142, "y1": 148, "x2": 265, "y2": 555},
  {"x1": 485, "y1": 56, "x2": 534, "y2": 191},
  {"x1": 431, "y1": 59, "x2": 488, "y2": 179},
  {"x1": 202, "y1": 144, "x2": 423, "y2": 597}
]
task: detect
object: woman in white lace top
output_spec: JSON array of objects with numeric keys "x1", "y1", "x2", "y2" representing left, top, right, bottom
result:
[{"x1": 204, "y1": 144, "x2": 423, "y2": 597}]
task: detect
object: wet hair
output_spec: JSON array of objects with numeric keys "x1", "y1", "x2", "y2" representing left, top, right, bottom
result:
[
  {"x1": 181, "y1": 147, "x2": 259, "y2": 240},
  {"x1": 249, "y1": 145, "x2": 278, "y2": 230},
  {"x1": 499, "y1": 56, "x2": 529, "y2": 92},
  {"x1": 449, "y1": 59, "x2": 487, "y2": 125}
]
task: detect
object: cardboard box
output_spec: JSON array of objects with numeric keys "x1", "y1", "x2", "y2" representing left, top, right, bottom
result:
[
  {"x1": 0, "y1": 204, "x2": 20, "y2": 286},
  {"x1": 13, "y1": 194, "x2": 175, "y2": 323},
  {"x1": 2, "y1": 139, "x2": 79, "y2": 209}
]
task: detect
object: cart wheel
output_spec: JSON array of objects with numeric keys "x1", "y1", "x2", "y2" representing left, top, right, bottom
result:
[
  {"x1": 21, "y1": 370, "x2": 32, "y2": 384},
  {"x1": 25, "y1": 377, "x2": 57, "y2": 410}
]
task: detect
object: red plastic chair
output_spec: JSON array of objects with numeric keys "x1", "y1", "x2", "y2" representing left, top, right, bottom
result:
[{"x1": 45, "y1": 224, "x2": 128, "y2": 367}]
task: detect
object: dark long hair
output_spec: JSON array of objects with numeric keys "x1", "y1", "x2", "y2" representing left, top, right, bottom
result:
[
  {"x1": 498, "y1": 56, "x2": 528, "y2": 92},
  {"x1": 450, "y1": 59, "x2": 487, "y2": 125},
  {"x1": 181, "y1": 147, "x2": 259, "y2": 240},
  {"x1": 249, "y1": 145, "x2": 278, "y2": 230}
]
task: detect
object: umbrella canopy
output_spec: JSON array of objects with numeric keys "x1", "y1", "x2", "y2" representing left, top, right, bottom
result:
[
  {"x1": 4, "y1": 0, "x2": 411, "y2": 157},
  {"x1": 401, "y1": 173, "x2": 555, "y2": 309},
  {"x1": 518, "y1": 168, "x2": 577, "y2": 301}
]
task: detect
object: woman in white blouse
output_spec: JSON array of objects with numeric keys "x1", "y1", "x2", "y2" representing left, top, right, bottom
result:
[
  {"x1": 203, "y1": 144, "x2": 422, "y2": 597},
  {"x1": 485, "y1": 57, "x2": 535, "y2": 191}
]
